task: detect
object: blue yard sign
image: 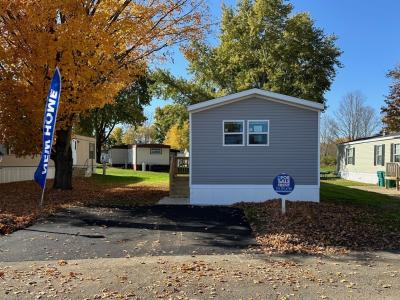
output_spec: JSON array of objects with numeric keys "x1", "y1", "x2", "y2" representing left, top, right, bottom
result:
[
  {"x1": 273, "y1": 173, "x2": 295, "y2": 195},
  {"x1": 34, "y1": 68, "x2": 61, "y2": 205}
]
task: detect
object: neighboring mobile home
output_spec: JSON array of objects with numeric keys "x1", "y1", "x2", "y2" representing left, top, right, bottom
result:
[
  {"x1": 109, "y1": 144, "x2": 174, "y2": 171},
  {"x1": 187, "y1": 88, "x2": 323, "y2": 204},
  {"x1": 0, "y1": 134, "x2": 96, "y2": 184},
  {"x1": 337, "y1": 133, "x2": 400, "y2": 184}
]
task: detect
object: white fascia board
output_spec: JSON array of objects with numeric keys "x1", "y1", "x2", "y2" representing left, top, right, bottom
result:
[
  {"x1": 341, "y1": 135, "x2": 400, "y2": 146},
  {"x1": 188, "y1": 88, "x2": 324, "y2": 113}
]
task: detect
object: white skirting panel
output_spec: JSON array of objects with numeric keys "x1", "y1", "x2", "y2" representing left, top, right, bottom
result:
[
  {"x1": 339, "y1": 171, "x2": 378, "y2": 184},
  {"x1": 0, "y1": 167, "x2": 55, "y2": 184},
  {"x1": 190, "y1": 184, "x2": 320, "y2": 205}
]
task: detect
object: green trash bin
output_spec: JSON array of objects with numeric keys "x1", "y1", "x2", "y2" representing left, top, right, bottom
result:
[
  {"x1": 387, "y1": 180, "x2": 396, "y2": 188},
  {"x1": 377, "y1": 171, "x2": 385, "y2": 187}
]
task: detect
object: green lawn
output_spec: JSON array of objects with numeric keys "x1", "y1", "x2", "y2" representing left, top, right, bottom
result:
[
  {"x1": 321, "y1": 178, "x2": 400, "y2": 225},
  {"x1": 321, "y1": 177, "x2": 373, "y2": 187},
  {"x1": 320, "y1": 165, "x2": 336, "y2": 173},
  {"x1": 90, "y1": 167, "x2": 400, "y2": 223},
  {"x1": 93, "y1": 167, "x2": 169, "y2": 186}
]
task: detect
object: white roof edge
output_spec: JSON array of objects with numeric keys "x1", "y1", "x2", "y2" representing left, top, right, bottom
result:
[
  {"x1": 341, "y1": 135, "x2": 400, "y2": 146},
  {"x1": 188, "y1": 88, "x2": 324, "y2": 112}
]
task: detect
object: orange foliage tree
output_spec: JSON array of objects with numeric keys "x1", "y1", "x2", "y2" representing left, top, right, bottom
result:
[
  {"x1": 165, "y1": 121, "x2": 189, "y2": 150},
  {"x1": 0, "y1": 0, "x2": 207, "y2": 189}
]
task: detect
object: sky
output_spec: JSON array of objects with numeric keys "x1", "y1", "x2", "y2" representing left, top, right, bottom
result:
[{"x1": 145, "y1": 0, "x2": 400, "y2": 120}]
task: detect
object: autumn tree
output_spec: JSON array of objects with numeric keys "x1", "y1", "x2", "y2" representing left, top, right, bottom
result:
[
  {"x1": 108, "y1": 127, "x2": 124, "y2": 148},
  {"x1": 382, "y1": 66, "x2": 400, "y2": 132},
  {"x1": 153, "y1": 103, "x2": 188, "y2": 143},
  {"x1": 122, "y1": 124, "x2": 156, "y2": 145},
  {"x1": 164, "y1": 121, "x2": 189, "y2": 150},
  {"x1": 0, "y1": 0, "x2": 208, "y2": 189},
  {"x1": 76, "y1": 77, "x2": 150, "y2": 162}
]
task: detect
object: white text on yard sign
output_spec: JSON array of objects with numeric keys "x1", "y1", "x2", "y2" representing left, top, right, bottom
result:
[{"x1": 273, "y1": 173, "x2": 295, "y2": 195}]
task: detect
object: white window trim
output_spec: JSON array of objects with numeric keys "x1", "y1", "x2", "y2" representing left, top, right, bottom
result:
[
  {"x1": 346, "y1": 147, "x2": 354, "y2": 165},
  {"x1": 394, "y1": 144, "x2": 400, "y2": 162},
  {"x1": 222, "y1": 120, "x2": 245, "y2": 146},
  {"x1": 150, "y1": 148, "x2": 162, "y2": 155},
  {"x1": 247, "y1": 120, "x2": 270, "y2": 146},
  {"x1": 375, "y1": 145, "x2": 383, "y2": 165}
]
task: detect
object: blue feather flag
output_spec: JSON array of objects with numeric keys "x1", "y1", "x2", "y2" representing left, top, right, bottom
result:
[{"x1": 34, "y1": 68, "x2": 61, "y2": 190}]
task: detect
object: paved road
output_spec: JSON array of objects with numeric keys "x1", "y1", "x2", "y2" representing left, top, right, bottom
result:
[
  {"x1": 0, "y1": 205, "x2": 256, "y2": 262},
  {"x1": 1, "y1": 252, "x2": 400, "y2": 299}
]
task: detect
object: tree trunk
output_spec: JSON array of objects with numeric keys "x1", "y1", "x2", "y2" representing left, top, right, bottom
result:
[
  {"x1": 52, "y1": 127, "x2": 73, "y2": 190},
  {"x1": 95, "y1": 130, "x2": 103, "y2": 164}
]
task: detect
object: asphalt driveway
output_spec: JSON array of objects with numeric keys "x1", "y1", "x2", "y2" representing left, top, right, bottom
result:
[{"x1": 0, "y1": 205, "x2": 256, "y2": 262}]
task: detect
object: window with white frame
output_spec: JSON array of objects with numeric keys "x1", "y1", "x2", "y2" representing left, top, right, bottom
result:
[
  {"x1": 346, "y1": 147, "x2": 355, "y2": 165},
  {"x1": 223, "y1": 120, "x2": 244, "y2": 146},
  {"x1": 248, "y1": 120, "x2": 269, "y2": 146},
  {"x1": 394, "y1": 144, "x2": 400, "y2": 162},
  {"x1": 150, "y1": 148, "x2": 162, "y2": 155}
]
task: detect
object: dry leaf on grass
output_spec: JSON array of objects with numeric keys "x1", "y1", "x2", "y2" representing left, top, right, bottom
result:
[
  {"x1": 0, "y1": 177, "x2": 168, "y2": 234},
  {"x1": 236, "y1": 200, "x2": 400, "y2": 255}
]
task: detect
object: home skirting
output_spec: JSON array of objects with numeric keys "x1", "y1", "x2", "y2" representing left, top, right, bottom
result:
[{"x1": 190, "y1": 184, "x2": 319, "y2": 205}]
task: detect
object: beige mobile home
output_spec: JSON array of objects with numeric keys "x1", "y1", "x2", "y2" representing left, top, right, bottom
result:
[
  {"x1": 337, "y1": 133, "x2": 400, "y2": 184},
  {"x1": 0, "y1": 134, "x2": 96, "y2": 184},
  {"x1": 109, "y1": 144, "x2": 173, "y2": 171}
]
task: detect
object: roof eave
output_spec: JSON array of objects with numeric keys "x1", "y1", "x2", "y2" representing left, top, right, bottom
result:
[{"x1": 188, "y1": 89, "x2": 324, "y2": 113}]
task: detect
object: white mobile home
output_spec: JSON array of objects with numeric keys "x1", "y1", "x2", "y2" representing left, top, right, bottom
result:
[
  {"x1": 109, "y1": 144, "x2": 174, "y2": 171},
  {"x1": 185, "y1": 88, "x2": 323, "y2": 205},
  {"x1": 0, "y1": 134, "x2": 96, "y2": 184},
  {"x1": 337, "y1": 133, "x2": 400, "y2": 184}
]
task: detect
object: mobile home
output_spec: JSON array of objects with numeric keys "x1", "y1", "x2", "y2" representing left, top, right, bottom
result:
[
  {"x1": 337, "y1": 133, "x2": 400, "y2": 184},
  {"x1": 186, "y1": 88, "x2": 323, "y2": 205},
  {"x1": 109, "y1": 144, "x2": 173, "y2": 171},
  {"x1": 0, "y1": 134, "x2": 96, "y2": 184}
]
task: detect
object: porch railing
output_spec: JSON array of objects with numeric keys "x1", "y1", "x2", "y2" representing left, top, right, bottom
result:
[
  {"x1": 386, "y1": 162, "x2": 400, "y2": 178},
  {"x1": 170, "y1": 156, "x2": 189, "y2": 177},
  {"x1": 385, "y1": 162, "x2": 400, "y2": 190}
]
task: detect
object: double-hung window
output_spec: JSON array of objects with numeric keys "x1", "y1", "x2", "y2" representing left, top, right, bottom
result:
[
  {"x1": 393, "y1": 144, "x2": 400, "y2": 162},
  {"x1": 346, "y1": 147, "x2": 355, "y2": 165},
  {"x1": 223, "y1": 120, "x2": 244, "y2": 146},
  {"x1": 374, "y1": 144, "x2": 384, "y2": 166},
  {"x1": 247, "y1": 120, "x2": 269, "y2": 146},
  {"x1": 89, "y1": 143, "x2": 95, "y2": 159}
]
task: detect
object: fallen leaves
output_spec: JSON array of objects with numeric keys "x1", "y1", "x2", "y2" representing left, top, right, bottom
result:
[
  {"x1": 57, "y1": 260, "x2": 68, "y2": 266},
  {"x1": 237, "y1": 200, "x2": 400, "y2": 255},
  {"x1": 0, "y1": 177, "x2": 168, "y2": 234}
]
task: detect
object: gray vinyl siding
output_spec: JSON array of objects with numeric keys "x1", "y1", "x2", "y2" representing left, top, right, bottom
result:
[{"x1": 191, "y1": 96, "x2": 319, "y2": 185}]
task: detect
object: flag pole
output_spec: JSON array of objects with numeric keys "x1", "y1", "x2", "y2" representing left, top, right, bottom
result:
[
  {"x1": 39, "y1": 181, "x2": 46, "y2": 209},
  {"x1": 34, "y1": 67, "x2": 61, "y2": 210}
]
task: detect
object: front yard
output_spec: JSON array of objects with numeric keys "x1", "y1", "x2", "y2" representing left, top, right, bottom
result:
[
  {"x1": 1, "y1": 167, "x2": 400, "y2": 256},
  {"x1": 239, "y1": 177, "x2": 400, "y2": 255},
  {"x1": 0, "y1": 168, "x2": 169, "y2": 234}
]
